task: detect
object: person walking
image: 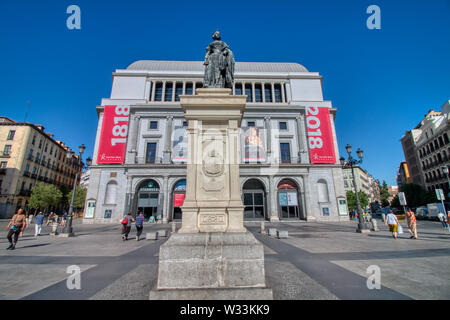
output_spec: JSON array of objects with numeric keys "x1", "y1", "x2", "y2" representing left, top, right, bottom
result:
[
  {"x1": 386, "y1": 210, "x2": 400, "y2": 239},
  {"x1": 6, "y1": 209, "x2": 28, "y2": 250},
  {"x1": 121, "y1": 212, "x2": 134, "y2": 241},
  {"x1": 135, "y1": 212, "x2": 145, "y2": 241},
  {"x1": 438, "y1": 211, "x2": 448, "y2": 228},
  {"x1": 405, "y1": 208, "x2": 418, "y2": 239},
  {"x1": 61, "y1": 211, "x2": 68, "y2": 227},
  {"x1": 34, "y1": 211, "x2": 45, "y2": 237}
]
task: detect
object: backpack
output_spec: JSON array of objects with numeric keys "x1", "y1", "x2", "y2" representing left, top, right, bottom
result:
[{"x1": 121, "y1": 217, "x2": 128, "y2": 225}]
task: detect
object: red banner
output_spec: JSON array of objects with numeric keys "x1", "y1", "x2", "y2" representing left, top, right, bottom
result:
[
  {"x1": 174, "y1": 193, "x2": 185, "y2": 207},
  {"x1": 97, "y1": 105, "x2": 130, "y2": 164},
  {"x1": 306, "y1": 106, "x2": 336, "y2": 163}
]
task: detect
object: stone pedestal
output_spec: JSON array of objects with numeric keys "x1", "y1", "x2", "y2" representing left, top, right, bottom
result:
[{"x1": 150, "y1": 88, "x2": 272, "y2": 300}]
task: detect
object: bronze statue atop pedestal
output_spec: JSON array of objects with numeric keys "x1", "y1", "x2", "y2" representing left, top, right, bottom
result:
[{"x1": 203, "y1": 30, "x2": 235, "y2": 88}]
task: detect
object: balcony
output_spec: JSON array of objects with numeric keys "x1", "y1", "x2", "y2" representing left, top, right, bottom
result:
[
  {"x1": 31, "y1": 173, "x2": 37, "y2": 179},
  {"x1": 18, "y1": 190, "x2": 31, "y2": 197},
  {"x1": 23, "y1": 171, "x2": 30, "y2": 177},
  {"x1": 0, "y1": 168, "x2": 6, "y2": 175},
  {"x1": 0, "y1": 151, "x2": 11, "y2": 158}
]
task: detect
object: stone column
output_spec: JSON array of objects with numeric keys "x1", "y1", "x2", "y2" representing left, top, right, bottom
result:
[
  {"x1": 126, "y1": 115, "x2": 140, "y2": 164},
  {"x1": 178, "y1": 119, "x2": 200, "y2": 233},
  {"x1": 163, "y1": 115, "x2": 173, "y2": 164},
  {"x1": 162, "y1": 176, "x2": 169, "y2": 223},
  {"x1": 271, "y1": 82, "x2": 275, "y2": 103},
  {"x1": 125, "y1": 175, "x2": 133, "y2": 213},
  {"x1": 151, "y1": 81, "x2": 156, "y2": 101},
  {"x1": 302, "y1": 175, "x2": 314, "y2": 221},
  {"x1": 264, "y1": 116, "x2": 271, "y2": 161},
  {"x1": 269, "y1": 176, "x2": 279, "y2": 222},
  {"x1": 262, "y1": 83, "x2": 266, "y2": 103},
  {"x1": 171, "y1": 81, "x2": 176, "y2": 102},
  {"x1": 227, "y1": 119, "x2": 246, "y2": 232},
  {"x1": 162, "y1": 81, "x2": 166, "y2": 102},
  {"x1": 296, "y1": 114, "x2": 307, "y2": 164},
  {"x1": 252, "y1": 82, "x2": 255, "y2": 103},
  {"x1": 281, "y1": 83, "x2": 286, "y2": 103}
]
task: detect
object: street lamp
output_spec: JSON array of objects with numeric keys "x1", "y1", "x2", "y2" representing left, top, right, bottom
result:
[
  {"x1": 340, "y1": 144, "x2": 370, "y2": 233},
  {"x1": 60, "y1": 144, "x2": 87, "y2": 237}
]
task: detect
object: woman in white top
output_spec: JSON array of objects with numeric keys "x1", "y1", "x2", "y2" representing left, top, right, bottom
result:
[{"x1": 385, "y1": 211, "x2": 399, "y2": 239}]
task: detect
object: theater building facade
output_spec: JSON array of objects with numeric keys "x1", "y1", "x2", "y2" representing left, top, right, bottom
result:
[{"x1": 84, "y1": 60, "x2": 348, "y2": 224}]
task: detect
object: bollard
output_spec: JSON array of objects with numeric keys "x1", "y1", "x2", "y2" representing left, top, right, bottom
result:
[
  {"x1": 172, "y1": 222, "x2": 177, "y2": 233},
  {"x1": 157, "y1": 230, "x2": 168, "y2": 237},
  {"x1": 50, "y1": 222, "x2": 59, "y2": 236},
  {"x1": 277, "y1": 230, "x2": 288, "y2": 239},
  {"x1": 146, "y1": 232, "x2": 158, "y2": 240},
  {"x1": 260, "y1": 221, "x2": 265, "y2": 233},
  {"x1": 268, "y1": 228, "x2": 277, "y2": 237}
]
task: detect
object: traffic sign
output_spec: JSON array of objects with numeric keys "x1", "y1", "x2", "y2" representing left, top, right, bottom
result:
[
  {"x1": 398, "y1": 192, "x2": 407, "y2": 206},
  {"x1": 436, "y1": 189, "x2": 445, "y2": 201}
]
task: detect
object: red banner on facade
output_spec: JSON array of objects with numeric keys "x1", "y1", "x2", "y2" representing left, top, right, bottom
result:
[
  {"x1": 97, "y1": 105, "x2": 130, "y2": 164},
  {"x1": 306, "y1": 106, "x2": 336, "y2": 163},
  {"x1": 174, "y1": 193, "x2": 185, "y2": 207}
]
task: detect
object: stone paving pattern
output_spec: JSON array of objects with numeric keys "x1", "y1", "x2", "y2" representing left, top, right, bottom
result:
[{"x1": 0, "y1": 218, "x2": 449, "y2": 300}]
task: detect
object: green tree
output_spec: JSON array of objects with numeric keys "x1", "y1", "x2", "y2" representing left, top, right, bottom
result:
[
  {"x1": 346, "y1": 190, "x2": 369, "y2": 211},
  {"x1": 67, "y1": 185, "x2": 87, "y2": 210},
  {"x1": 380, "y1": 180, "x2": 390, "y2": 207},
  {"x1": 29, "y1": 183, "x2": 63, "y2": 212}
]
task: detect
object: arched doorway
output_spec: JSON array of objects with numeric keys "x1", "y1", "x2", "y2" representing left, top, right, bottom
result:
[
  {"x1": 171, "y1": 179, "x2": 186, "y2": 220},
  {"x1": 243, "y1": 179, "x2": 267, "y2": 220},
  {"x1": 137, "y1": 179, "x2": 160, "y2": 221},
  {"x1": 277, "y1": 179, "x2": 301, "y2": 219}
]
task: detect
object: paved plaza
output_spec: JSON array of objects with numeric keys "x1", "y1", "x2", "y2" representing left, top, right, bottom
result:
[{"x1": 0, "y1": 218, "x2": 450, "y2": 300}]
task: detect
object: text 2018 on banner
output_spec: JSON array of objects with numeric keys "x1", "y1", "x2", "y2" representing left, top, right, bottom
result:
[{"x1": 306, "y1": 106, "x2": 336, "y2": 163}]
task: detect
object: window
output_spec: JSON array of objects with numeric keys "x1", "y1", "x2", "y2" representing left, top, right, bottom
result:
[
  {"x1": 7, "y1": 130, "x2": 15, "y2": 140},
  {"x1": 146, "y1": 143, "x2": 157, "y2": 163},
  {"x1": 274, "y1": 84, "x2": 282, "y2": 102},
  {"x1": 25, "y1": 164, "x2": 29, "y2": 172},
  {"x1": 264, "y1": 84, "x2": 272, "y2": 102},
  {"x1": 39, "y1": 140, "x2": 42, "y2": 149},
  {"x1": 196, "y1": 82, "x2": 203, "y2": 89},
  {"x1": 247, "y1": 121, "x2": 255, "y2": 127},
  {"x1": 149, "y1": 121, "x2": 158, "y2": 130},
  {"x1": 235, "y1": 83, "x2": 243, "y2": 95},
  {"x1": 317, "y1": 180, "x2": 329, "y2": 202},
  {"x1": 32, "y1": 135, "x2": 36, "y2": 145},
  {"x1": 175, "y1": 83, "x2": 183, "y2": 101},
  {"x1": 155, "y1": 82, "x2": 163, "y2": 101},
  {"x1": 0, "y1": 161, "x2": 7, "y2": 168},
  {"x1": 185, "y1": 83, "x2": 193, "y2": 95},
  {"x1": 280, "y1": 143, "x2": 291, "y2": 163},
  {"x1": 3, "y1": 145, "x2": 11, "y2": 155},
  {"x1": 254, "y1": 84, "x2": 262, "y2": 102},
  {"x1": 165, "y1": 82, "x2": 173, "y2": 101},
  {"x1": 183, "y1": 121, "x2": 188, "y2": 127},
  {"x1": 245, "y1": 84, "x2": 252, "y2": 102},
  {"x1": 279, "y1": 122, "x2": 287, "y2": 130},
  {"x1": 104, "y1": 182, "x2": 117, "y2": 204}
]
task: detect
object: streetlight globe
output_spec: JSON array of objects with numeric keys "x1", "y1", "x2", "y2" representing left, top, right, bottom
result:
[
  {"x1": 442, "y1": 166, "x2": 449, "y2": 175},
  {"x1": 340, "y1": 157, "x2": 346, "y2": 166},
  {"x1": 79, "y1": 144, "x2": 86, "y2": 155},
  {"x1": 66, "y1": 149, "x2": 74, "y2": 159},
  {"x1": 356, "y1": 148, "x2": 363, "y2": 159},
  {"x1": 86, "y1": 157, "x2": 92, "y2": 167},
  {"x1": 345, "y1": 144, "x2": 352, "y2": 154}
]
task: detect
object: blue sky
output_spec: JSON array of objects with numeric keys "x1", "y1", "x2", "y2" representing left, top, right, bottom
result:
[{"x1": 0, "y1": 0, "x2": 449, "y2": 186}]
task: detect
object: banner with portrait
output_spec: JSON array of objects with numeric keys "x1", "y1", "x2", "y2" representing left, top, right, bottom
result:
[{"x1": 243, "y1": 126, "x2": 266, "y2": 163}]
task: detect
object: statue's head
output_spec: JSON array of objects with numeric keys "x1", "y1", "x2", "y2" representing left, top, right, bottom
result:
[{"x1": 212, "y1": 30, "x2": 221, "y2": 41}]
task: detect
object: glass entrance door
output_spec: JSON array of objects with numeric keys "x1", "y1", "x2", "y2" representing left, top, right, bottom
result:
[{"x1": 243, "y1": 191, "x2": 265, "y2": 219}]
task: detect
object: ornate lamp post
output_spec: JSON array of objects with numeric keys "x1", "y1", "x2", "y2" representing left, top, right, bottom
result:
[
  {"x1": 442, "y1": 166, "x2": 450, "y2": 195},
  {"x1": 340, "y1": 144, "x2": 370, "y2": 233},
  {"x1": 60, "y1": 144, "x2": 91, "y2": 237}
]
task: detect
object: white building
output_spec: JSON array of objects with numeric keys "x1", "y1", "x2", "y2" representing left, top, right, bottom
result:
[{"x1": 84, "y1": 60, "x2": 348, "y2": 223}]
